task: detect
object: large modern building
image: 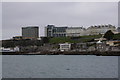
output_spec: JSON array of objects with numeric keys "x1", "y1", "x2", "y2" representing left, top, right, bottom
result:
[
  {"x1": 45, "y1": 25, "x2": 67, "y2": 37},
  {"x1": 66, "y1": 27, "x2": 86, "y2": 37},
  {"x1": 22, "y1": 26, "x2": 39, "y2": 39},
  {"x1": 86, "y1": 24, "x2": 116, "y2": 35},
  {"x1": 45, "y1": 24, "x2": 117, "y2": 37}
]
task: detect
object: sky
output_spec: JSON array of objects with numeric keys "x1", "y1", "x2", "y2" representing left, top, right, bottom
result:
[
  {"x1": 0, "y1": 2, "x2": 2, "y2": 40},
  {"x1": 2, "y1": 2, "x2": 118, "y2": 40}
]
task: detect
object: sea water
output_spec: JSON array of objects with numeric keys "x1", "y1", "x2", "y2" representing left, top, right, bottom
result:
[{"x1": 2, "y1": 55, "x2": 118, "y2": 78}]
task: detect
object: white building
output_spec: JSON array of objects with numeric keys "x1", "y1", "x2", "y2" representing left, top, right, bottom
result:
[
  {"x1": 45, "y1": 24, "x2": 117, "y2": 37},
  {"x1": 66, "y1": 27, "x2": 86, "y2": 37},
  {"x1": 87, "y1": 24, "x2": 116, "y2": 35},
  {"x1": 0, "y1": 47, "x2": 14, "y2": 52},
  {"x1": 0, "y1": 46, "x2": 20, "y2": 52},
  {"x1": 14, "y1": 46, "x2": 20, "y2": 52},
  {"x1": 59, "y1": 43, "x2": 71, "y2": 51}
]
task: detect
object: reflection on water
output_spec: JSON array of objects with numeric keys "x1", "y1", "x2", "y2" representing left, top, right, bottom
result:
[{"x1": 0, "y1": 55, "x2": 1, "y2": 79}]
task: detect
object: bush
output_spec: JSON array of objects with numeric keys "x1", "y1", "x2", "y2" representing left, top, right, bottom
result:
[{"x1": 104, "y1": 30, "x2": 114, "y2": 40}]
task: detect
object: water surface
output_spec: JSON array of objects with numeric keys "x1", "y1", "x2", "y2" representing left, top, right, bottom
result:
[{"x1": 2, "y1": 55, "x2": 118, "y2": 78}]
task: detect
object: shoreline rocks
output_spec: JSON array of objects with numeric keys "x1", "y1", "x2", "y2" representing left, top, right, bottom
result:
[{"x1": 2, "y1": 51, "x2": 120, "y2": 56}]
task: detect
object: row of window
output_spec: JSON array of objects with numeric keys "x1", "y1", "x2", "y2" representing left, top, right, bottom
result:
[{"x1": 53, "y1": 34, "x2": 66, "y2": 37}]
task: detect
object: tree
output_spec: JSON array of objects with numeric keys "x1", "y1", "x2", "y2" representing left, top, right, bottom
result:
[
  {"x1": 41, "y1": 37, "x2": 49, "y2": 43},
  {"x1": 103, "y1": 30, "x2": 114, "y2": 40}
]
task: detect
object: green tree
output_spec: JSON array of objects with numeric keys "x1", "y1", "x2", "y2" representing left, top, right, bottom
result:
[{"x1": 104, "y1": 30, "x2": 114, "y2": 40}]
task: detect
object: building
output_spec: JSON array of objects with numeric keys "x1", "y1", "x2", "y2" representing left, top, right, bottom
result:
[
  {"x1": 96, "y1": 41, "x2": 106, "y2": 51},
  {"x1": 14, "y1": 46, "x2": 20, "y2": 52},
  {"x1": 22, "y1": 26, "x2": 39, "y2": 39},
  {"x1": 45, "y1": 25, "x2": 67, "y2": 37},
  {"x1": 45, "y1": 24, "x2": 117, "y2": 37},
  {"x1": 66, "y1": 27, "x2": 86, "y2": 37},
  {"x1": 59, "y1": 43, "x2": 71, "y2": 51},
  {"x1": 94, "y1": 37, "x2": 107, "y2": 41},
  {"x1": 87, "y1": 24, "x2": 116, "y2": 35},
  {"x1": 106, "y1": 40, "x2": 120, "y2": 46},
  {"x1": 13, "y1": 36, "x2": 22, "y2": 40},
  {"x1": 0, "y1": 46, "x2": 20, "y2": 52},
  {"x1": 76, "y1": 43, "x2": 87, "y2": 51}
]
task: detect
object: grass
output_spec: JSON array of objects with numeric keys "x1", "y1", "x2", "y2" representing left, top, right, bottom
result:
[
  {"x1": 49, "y1": 34, "x2": 102, "y2": 44},
  {"x1": 49, "y1": 37, "x2": 73, "y2": 43},
  {"x1": 113, "y1": 33, "x2": 120, "y2": 40},
  {"x1": 80, "y1": 34, "x2": 102, "y2": 38}
]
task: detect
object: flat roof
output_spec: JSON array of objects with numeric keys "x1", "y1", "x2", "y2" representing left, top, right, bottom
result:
[{"x1": 22, "y1": 26, "x2": 39, "y2": 28}]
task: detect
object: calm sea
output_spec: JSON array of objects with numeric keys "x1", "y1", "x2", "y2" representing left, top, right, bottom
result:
[{"x1": 2, "y1": 55, "x2": 118, "y2": 78}]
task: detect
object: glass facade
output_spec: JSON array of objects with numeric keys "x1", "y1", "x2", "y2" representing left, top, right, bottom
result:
[
  {"x1": 46, "y1": 25, "x2": 67, "y2": 37},
  {"x1": 22, "y1": 26, "x2": 39, "y2": 39}
]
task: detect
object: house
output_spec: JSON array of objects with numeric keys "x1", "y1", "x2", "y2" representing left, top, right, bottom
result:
[
  {"x1": 59, "y1": 43, "x2": 71, "y2": 51},
  {"x1": 106, "y1": 40, "x2": 120, "y2": 46},
  {"x1": 96, "y1": 41, "x2": 106, "y2": 51}
]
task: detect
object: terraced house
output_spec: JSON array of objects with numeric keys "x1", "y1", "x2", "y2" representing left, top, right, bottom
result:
[{"x1": 86, "y1": 24, "x2": 116, "y2": 35}]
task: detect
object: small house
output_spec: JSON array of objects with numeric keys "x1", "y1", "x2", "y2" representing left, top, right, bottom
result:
[{"x1": 59, "y1": 43, "x2": 71, "y2": 51}]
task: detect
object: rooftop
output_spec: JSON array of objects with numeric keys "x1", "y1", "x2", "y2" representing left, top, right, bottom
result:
[{"x1": 22, "y1": 26, "x2": 39, "y2": 29}]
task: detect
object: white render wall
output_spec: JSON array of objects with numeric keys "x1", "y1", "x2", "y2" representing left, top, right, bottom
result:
[
  {"x1": 66, "y1": 25, "x2": 116, "y2": 37},
  {"x1": 87, "y1": 26, "x2": 116, "y2": 35},
  {"x1": 45, "y1": 25, "x2": 117, "y2": 37},
  {"x1": 59, "y1": 43, "x2": 71, "y2": 51},
  {"x1": 66, "y1": 27, "x2": 86, "y2": 37}
]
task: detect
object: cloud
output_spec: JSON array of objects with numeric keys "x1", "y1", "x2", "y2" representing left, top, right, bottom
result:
[{"x1": 2, "y1": 2, "x2": 118, "y2": 39}]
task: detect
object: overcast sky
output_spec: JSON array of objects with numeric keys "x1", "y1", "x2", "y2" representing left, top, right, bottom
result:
[{"x1": 2, "y1": 2, "x2": 118, "y2": 40}]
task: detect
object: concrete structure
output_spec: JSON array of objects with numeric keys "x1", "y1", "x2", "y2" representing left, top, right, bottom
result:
[
  {"x1": 59, "y1": 43, "x2": 71, "y2": 51},
  {"x1": 66, "y1": 27, "x2": 86, "y2": 37},
  {"x1": 87, "y1": 24, "x2": 116, "y2": 35},
  {"x1": 22, "y1": 26, "x2": 39, "y2": 39},
  {"x1": 45, "y1": 25, "x2": 67, "y2": 37}
]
